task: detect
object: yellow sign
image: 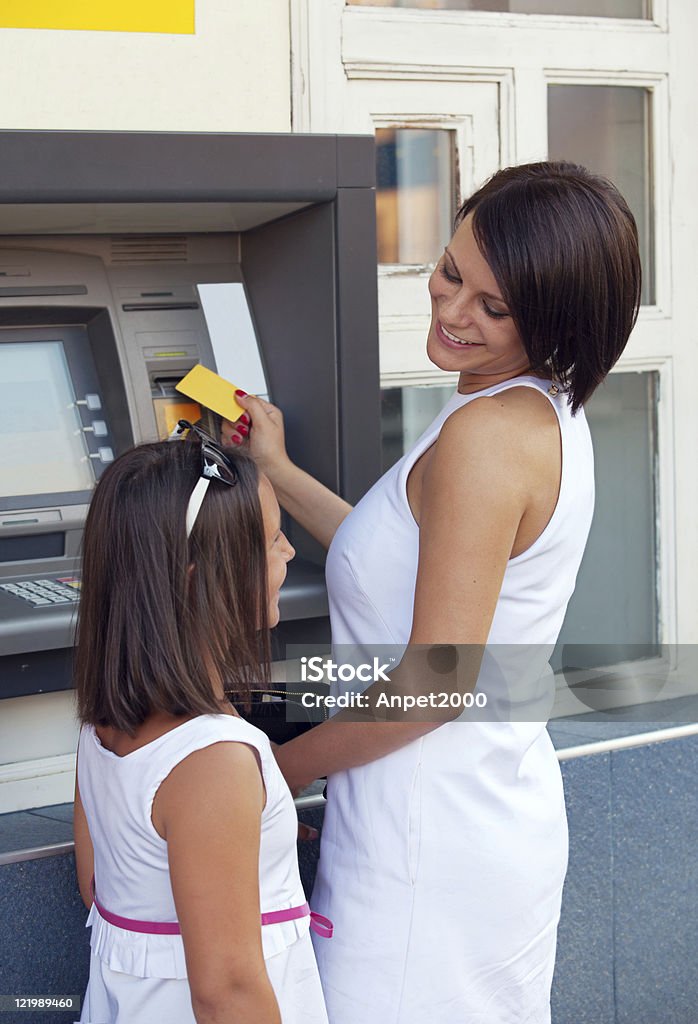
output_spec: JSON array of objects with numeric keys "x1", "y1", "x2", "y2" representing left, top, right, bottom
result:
[{"x1": 0, "y1": 1, "x2": 194, "y2": 34}]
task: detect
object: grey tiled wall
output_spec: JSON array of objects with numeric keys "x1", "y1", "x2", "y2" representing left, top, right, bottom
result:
[
  {"x1": 553, "y1": 735, "x2": 698, "y2": 1024},
  {"x1": 0, "y1": 855, "x2": 89, "y2": 1024}
]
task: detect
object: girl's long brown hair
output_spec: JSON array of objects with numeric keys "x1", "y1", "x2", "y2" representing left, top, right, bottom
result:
[{"x1": 74, "y1": 440, "x2": 270, "y2": 734}]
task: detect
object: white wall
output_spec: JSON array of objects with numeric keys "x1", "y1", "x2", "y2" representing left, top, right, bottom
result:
[{"x1": 0, "y1": 0, "x2": 291, "y2": 132}]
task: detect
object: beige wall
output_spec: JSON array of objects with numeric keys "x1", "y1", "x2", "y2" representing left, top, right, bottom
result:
[{"x1": 0, "y1": 0, "x2": 291, "y2": 132}]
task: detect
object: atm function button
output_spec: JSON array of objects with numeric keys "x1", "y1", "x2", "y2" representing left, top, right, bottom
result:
[
  {"x1": 92, "y1": 421, "x2": 108, "y2": 437},
  {"x1": 89, "y1": 448, "x2": 115, "y2": 464},
  {"x1": 27, "y1": 596, "x2": 52, "y2": 606}
]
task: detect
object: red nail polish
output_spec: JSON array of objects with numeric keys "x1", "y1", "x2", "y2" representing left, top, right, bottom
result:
[
  {"x1": 235, "y1": 389, "x2": 247, "y2": 397},
  {"x1": 232, "y1": 435, "x2": 242, "y2": 445},
  {"x1": 238, "y1": 425, "x2": 249, "y2": 436},
  {"x1": 240, "y1": 413, "x2": 251, "y2": 425}
]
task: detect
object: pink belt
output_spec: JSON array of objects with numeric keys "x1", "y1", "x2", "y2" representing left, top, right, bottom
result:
[{"x1": 92, "y1": 886, "x2": 333, "y2": 939}]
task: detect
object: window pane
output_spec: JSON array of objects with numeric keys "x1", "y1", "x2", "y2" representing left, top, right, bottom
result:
[
  {"x1": 381, "y1": 372, "x2": 659, "y2": 673},
  {"x1": 548, "y1": 85, "x2": 654, "y2": 305},
  {"x1": 381, "y1": 383, "x2": 454, "y2": 472},
  {"x1": 553, "y1": 371, "x2": 659, "y2": 678},
  {"x1": 350, "y1": 1, "x2": 649, "y2": 17},
  {"x1": 376, "y1": 128, "x2": 456, "y2": 265}
]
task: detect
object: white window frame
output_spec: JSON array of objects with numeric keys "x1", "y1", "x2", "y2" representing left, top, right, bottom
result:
[{"x1": 339, "y1": 1, "x2": 668, "y2": 34}]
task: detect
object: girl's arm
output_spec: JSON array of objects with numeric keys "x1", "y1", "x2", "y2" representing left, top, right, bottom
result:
[
  {"x1": 235, "y1": 393, "x2": 352, "y2": 550},
  {"x1": 73, "y1": 776, "x2": 94, "y2": 910},
  {"x1": 275, "y1": 392, "x2": 553, "y2": 792},
  {"x1": 154, "y1": 742, "x2": 281, "y2": 1024}
]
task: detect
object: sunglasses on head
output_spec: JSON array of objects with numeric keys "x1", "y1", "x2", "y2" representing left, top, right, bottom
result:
[{"x1": 170, "y1": 419, "x2": 238, "y2": 537}]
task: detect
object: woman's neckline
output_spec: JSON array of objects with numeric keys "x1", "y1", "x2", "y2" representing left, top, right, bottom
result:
[{"x1": 457, "y1": 370, "x2": 552, "y2": 395}]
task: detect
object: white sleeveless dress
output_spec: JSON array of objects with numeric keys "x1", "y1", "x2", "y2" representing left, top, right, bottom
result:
[
  {"x1": 77, "y1": 714, "x2": 328, "y2": 1024},
  {"x1": 311, "y1": 377, "x2": 594, "y2": 1024}
]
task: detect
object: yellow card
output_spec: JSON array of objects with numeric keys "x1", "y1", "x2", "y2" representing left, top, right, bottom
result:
[{"x1": 175, "y1": 365, "x2": 247, "y2": 424}]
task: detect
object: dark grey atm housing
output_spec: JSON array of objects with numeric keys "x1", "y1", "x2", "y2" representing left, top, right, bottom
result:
[{"x1": 0, "y1": 131, "x2": 380, "y2": 697}]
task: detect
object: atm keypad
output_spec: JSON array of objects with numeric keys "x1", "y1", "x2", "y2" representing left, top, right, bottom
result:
[{"x1": 1, "y1": 577, "x2": 81, "y2": 607}]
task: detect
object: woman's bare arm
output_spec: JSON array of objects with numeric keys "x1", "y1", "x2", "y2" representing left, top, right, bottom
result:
[
  {"x1": 235, "y1": 393, "x2": 352, "y2": 550},
  {"x1": 155, "y1": 742, "x2": 281, "y2": 1024}
]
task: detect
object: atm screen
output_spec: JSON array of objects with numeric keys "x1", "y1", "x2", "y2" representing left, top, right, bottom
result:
[
  {"x1": 0, "y1": 340, "x2": 96, "y2": 498},
  {"x1": 0, "y1": 323, "x2": 121, "y2": 512}
]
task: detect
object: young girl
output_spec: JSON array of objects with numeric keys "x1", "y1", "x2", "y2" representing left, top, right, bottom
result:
[{"x1": 72, "y1": 425, "x2": 329, "y2": 1024}]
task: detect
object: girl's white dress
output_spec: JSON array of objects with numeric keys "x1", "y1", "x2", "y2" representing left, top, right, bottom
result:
[
  {"x1": 77, "y1": 714, "x2": 328, "y2": 1024},
  {"x1": 311, "y1": 378, "x2": 595, "y2": 1024}
]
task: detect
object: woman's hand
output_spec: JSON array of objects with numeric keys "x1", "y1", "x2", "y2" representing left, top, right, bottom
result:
[
  {"x1": 297, "y1": 822, "x2": 319, "y2": 842},
  {"x1": 223, "y1": 392, "x2": 353, "y2": 550},
  {"x1": 225, "y1": 393, "x2": 292, "y2": 481},
  {"x1": 220, "y1": 412, "x2": 251, "y2": 448}
]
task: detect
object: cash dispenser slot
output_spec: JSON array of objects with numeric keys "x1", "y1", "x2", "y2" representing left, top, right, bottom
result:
[
  {"x1": 151, "y1": 375, "x2": 187, "y2": 397},
  {"x1": 122, "y1": 302, "x2": 199, "y2": 312}
]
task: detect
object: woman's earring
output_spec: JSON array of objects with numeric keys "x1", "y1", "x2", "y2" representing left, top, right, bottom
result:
[{"x1": 548, "y1": 383, "x2": 560, "y2": 397}]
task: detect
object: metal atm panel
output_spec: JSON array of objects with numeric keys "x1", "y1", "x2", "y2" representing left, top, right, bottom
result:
[{"x1": 0, "y1": 131, "x2": 381, "y2": 699}]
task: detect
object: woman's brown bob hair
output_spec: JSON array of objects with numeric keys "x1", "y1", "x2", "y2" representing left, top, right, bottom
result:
[
  {"x1": 74, "y1": 439, "x2": 270, "y2": 734},
  {"x1": 457, "y1": 161, "x2": 642, "y2": 412}
]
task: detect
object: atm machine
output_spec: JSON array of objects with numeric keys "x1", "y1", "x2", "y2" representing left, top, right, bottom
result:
[{"x1": 0, "y1": 131, "x2": 381, "y2": 700}]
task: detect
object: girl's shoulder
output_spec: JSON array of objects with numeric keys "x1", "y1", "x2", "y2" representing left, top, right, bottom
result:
[
  {"x1": 152, "y1": 712, "x2": 272, "y2": 760},
  {"x1": 81, "y1": 713, "x2": 271, "y2": 768}
]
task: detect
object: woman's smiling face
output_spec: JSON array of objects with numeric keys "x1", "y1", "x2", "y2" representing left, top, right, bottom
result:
[{"x1": 427, "y1": 213, "x2": 531, "y2": 391}]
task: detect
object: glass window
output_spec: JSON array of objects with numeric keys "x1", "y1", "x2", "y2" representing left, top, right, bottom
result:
[
  {"x1": 381, "y1": 383, "x2": 454, "y2": 472},
  {"x1": 553, "y1": 371, "x2": 659, "y2": 671},
  {"x1": 349, "y1": 1, "x2": 649, "y2": 17},
  {"x1": 548, "y1": 84, "x2": 654, "y2": 305},
  {"x1": 381, "y1": 372, "x2": 659, "y2": 671},
  {"x1": 376, "y1": 127, "x2": 457, "y2": 265}
]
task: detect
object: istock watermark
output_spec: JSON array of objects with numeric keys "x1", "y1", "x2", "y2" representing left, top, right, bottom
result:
[
  {"x1": 277, "y1": 643, "x2": 698, "y2": 727},
  {"x1": 300, "y1": 655, "x2": 395, "y2": 683}
]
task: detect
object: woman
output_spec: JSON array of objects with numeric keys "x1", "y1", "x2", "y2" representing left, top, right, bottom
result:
[{"x1": 233, "y1": 161, "x2": 641, "y2": 1023}]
